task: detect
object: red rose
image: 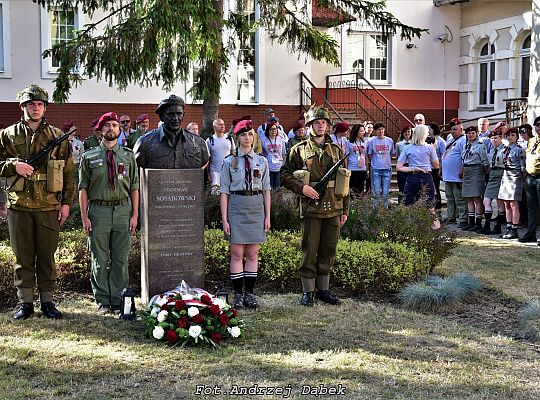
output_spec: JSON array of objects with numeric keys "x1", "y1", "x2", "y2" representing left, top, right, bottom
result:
[
  {"x1": 209, "y1": 305, "x2": 221, "y2": 316},
  {"x1": 178, "y1": 317, "x2": 189, "y2": 329},
  {"x1": 161, "y1": 303, "x2": 169, "y2": 310},
  {"x1": 230, "y1": 308, "x2": 238, "y2": 318},
  {"x1": 210, "y1": 333, "x2": 222, "y2": 344},
  {"x1": 200, "y1": 294, "x2": 213, "y2": 305},
  {"x1": 218, "y1": 313, "x2": 230, "y2": 325},
  {"x1": 192, "y1": 314, "x2": 204, "y2": 324},
  {"x1": 175, "y1": 300, "x2": 186, "y2": 311},
  {"x1": 166, "y1": 329, "x2": 178, "y2": 343}
]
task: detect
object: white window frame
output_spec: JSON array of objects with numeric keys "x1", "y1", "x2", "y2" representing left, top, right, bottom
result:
[
  {"x1": 236, "y1": 0, "x2": 258, "y2": 103},
  {"x1": 478, "y1": 42, "x2": 495, "y2": 107},
  {"x1": 0, "y1": 0, "x2": 12, "y2": 78},
  {"x1": 40, "y1": 5, "x2": 84, "y2": 78},
  {"x1": 519, "y1": 34, "x2": 531, "y2": 98},
  {"x1": 345, "y1": 31, "x2": 392, "y2": 84}
]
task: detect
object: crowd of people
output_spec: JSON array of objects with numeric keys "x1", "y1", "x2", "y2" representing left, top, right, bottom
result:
[{"x1": 1, "y1": 83, "x2": 539, "y2": 321}]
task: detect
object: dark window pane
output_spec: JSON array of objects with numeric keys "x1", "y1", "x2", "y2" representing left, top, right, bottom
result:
[
  {"x1": 479, "y1": 63, "x2": 487, "y2": 104},
  {"x1": 480, "y1": 43, "x2": 488, "y2": 56},
  {"x1": 521, "y1": 56, "x2": 530, "y2": 97}
]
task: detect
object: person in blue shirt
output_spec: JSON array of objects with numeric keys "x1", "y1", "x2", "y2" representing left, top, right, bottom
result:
[{"x1": 366, "y1": 122, "x2": 395, "y2": 208}]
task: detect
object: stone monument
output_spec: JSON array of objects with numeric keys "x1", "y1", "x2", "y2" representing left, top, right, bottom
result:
[{"x1": 140, "y1": 168, "x2": 205, "y2": 303}]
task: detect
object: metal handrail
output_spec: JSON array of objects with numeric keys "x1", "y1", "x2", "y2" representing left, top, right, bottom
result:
[
  {"x1": 326, "y1": 72, "x2": 414, "y2": 127},
  {"x1": 300, "y1": 72, "x2": 344, "y2": 122}
]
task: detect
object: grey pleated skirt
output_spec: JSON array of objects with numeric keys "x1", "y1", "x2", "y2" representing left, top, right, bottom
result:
[
  {"x1": 498, "y1": 170, "x2": 523, "y2": 201},
  {"x1": 462, "y1": 165, "x2": 485, "y2": 198},
  {"x1": 484, "y1": 169, "x2": 503, "y2": 199},
  {"x1": 226, "y1": 193, "x2": 266, "y2": 244}
]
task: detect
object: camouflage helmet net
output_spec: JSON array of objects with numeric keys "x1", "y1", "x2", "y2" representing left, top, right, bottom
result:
[
  {"x1": 304, "y1": 105, "x2": 331, "y2": 126},
  {"x1": 16, "y1": 84, "x2": 49, "y2": 105}
]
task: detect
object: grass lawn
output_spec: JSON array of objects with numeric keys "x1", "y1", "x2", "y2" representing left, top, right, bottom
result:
[{"x1": 0, "y1": 234, "x2": 539, "y2": 399}]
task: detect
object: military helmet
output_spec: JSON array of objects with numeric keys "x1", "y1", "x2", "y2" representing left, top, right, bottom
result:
[
  {"x1": 304, "y1": 105, "x2": 331, "y2": 126},
  {"x1": 16, "y1": 84, "x2": 49, "y2": 106}
]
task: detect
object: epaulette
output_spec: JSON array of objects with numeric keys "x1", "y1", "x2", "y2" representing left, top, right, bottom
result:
[{"x1": 122, "y1": 146, "x2": 134, "y2": 153}]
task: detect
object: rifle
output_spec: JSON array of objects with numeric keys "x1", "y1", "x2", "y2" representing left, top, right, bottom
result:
[
  {"x1": 301, "y1": 151, "x2": 349, "y2": 218},
  {"x1": 7, "y1": 128, "x2": 76, "y2": 191}
]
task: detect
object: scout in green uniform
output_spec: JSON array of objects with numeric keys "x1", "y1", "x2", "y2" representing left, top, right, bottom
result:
[
  {"x1": 83, "y1": 118, "x2": 102, "y2": 151},
  {"x1": 280, "y1": 106, "x2": 349, "y2": 306},
  {"x1": 0, "y1": 84, "x2": 75, "y2": 320},
  {"x1": 79, "y1": 112, "x2": 139, "y2": 315}
]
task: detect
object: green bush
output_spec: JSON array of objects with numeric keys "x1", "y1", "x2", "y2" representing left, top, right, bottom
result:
[
  {"x1": 0, "y1": 243, "x2": 16, "y2": 309},
  {"x1": 342, "y1": 196, "x2": 457, "y2": 271},
  {"x1": 333, "y1": 239, "x2": 430, "y2": 292}
]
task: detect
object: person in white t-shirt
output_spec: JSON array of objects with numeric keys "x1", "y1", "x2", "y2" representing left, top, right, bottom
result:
[{"x1": 206, "y1": 118, "x2": 235, "y2": 194}]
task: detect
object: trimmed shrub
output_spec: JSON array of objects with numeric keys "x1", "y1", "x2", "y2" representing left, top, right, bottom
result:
[
  {"x1": 397, "y1": 273, "x2": 483, "y2": 311},
  {"x1": 0, "y1": 243, "x2": 16, "y2": 309},
  {"x1": 333, "y1": 239, "x2": 430, "y2": 292},
  {"x1": 342, "y1": 196, "x2": 457, "y2": 271},
  {"x1": 518, "y1": 298, "x2": 540, "y2": 342}
]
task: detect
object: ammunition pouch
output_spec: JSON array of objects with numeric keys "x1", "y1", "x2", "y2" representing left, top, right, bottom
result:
[
  {"x1": 47, "y1": 159, "x2": 65, "y2": 192},
  {"x1": 335, "y1": 167, "x2": 351, "y2": 198},
  {"x1": 6, "y1": 158, "x2": 24, "y2": 192}
]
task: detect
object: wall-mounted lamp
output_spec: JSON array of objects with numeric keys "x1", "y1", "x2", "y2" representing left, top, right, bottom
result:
[
  {"x1": 437, "y1": 25, "x2": 454, "y2": 44},
  {"x1": 406, "y1": 43, "x2": 417, "y2": 49}
]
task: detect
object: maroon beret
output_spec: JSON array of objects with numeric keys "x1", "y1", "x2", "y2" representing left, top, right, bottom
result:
[
  {"x1": 63, "y1": 120, "x2": 75, "y2": 133},
  {"x1": 95, "y1": 112, "x2": 119, "y2": 131},
  {"x1": 334, "y1": 122, "x2": 350, "y2": 134},
  {"x1": 135, "y1": 113, "x2": 149, "y2": 123}
]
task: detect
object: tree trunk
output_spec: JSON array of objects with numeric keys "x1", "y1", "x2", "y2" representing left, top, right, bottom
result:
[{"x1": 202, "y1": 93, "x2": 220, "y2": 140}]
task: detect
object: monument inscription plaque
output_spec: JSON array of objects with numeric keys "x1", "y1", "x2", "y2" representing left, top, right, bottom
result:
[{"x1": 140, "y1": 168, "x2": 205, "y2": 303}]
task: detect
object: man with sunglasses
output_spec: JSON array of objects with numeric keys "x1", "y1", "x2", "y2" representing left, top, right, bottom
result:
[
  {"x1": 118, "y1": 115, "x2": 135, "y2": 147},
  {"x1": 520, "y1": 118, "x2": 540, "y2": 244},
  {"x1": 413, "y1": 113, "x2": 425, "y2": 125}
]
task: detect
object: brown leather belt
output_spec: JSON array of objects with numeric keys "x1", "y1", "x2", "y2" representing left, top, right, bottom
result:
[{"x1": 90, "y1": 199, "x2": 129, "y2": 206}]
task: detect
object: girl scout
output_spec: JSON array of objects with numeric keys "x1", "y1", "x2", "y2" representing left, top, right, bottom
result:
[{"x1": 219, "y1": 119, "x2": 271, "y2": 310}]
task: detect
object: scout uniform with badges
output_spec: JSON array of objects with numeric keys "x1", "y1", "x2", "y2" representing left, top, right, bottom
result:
[
  {"x1": 479, "y1": 139, "x2": 506, "y2": 234},
  {"x1": 0, "y1": 84, "x2": 75, "y2": 320},
  {"x1": 281, "y1": 106, "x2": 350, "y2": 307},
  {"x1": 79, "y1": 113, "x2": 139, "y2": 312}
]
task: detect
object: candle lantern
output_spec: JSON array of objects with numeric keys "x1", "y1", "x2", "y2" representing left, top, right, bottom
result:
[
  {"x1": 120, "y1": 287, "x2": 136, "y2": 320},
  {"x1": 215, "y1": 287, "x2": 229, "y2": 305}
]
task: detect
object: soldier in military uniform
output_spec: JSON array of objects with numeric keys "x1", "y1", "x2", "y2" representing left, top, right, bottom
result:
[
  {"x1": 125, "y1": 113, "x2": 150, "y2": 150},
  {"x1": 79, "y1": 112, "x2": 139, "y2": 315},
  {"x1": 134, "y1": 95, "x2": 209, "y2": 169},
  {"x1": 83, "y1": 118, "x2": 102, "y2": 151},
  {"x1": 0, "y1": 84, "x2": 75, "y2": 320},
  {"x1": 281, "y1": 106, "x2": 349, "y2": 306}
]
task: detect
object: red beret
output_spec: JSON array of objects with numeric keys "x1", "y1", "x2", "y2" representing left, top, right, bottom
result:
[
  {"x1": 448, "y1": 118, "x2": 462, "y2": 128},
  {"x1": 334, "y1": 122, "x2": 350, "y2": 134},
  {"x1": 95, "y1": 112, "x2": 119, "y2": 131},
  {"x1": 135, "y1": 113, "x2": 149, "y2": 123},
  {"x1": 63, "y1": 120, "x2": 75, "y2": 133},
  {"x1": 90, "y1": 117, "x2": 100, "y2": 129},
  {"x1": 233, "y1": 119, "x2": 253, "y2": 135},
  {"x1": 465, "y1": 126, "x2": 478, "y2": 134}
]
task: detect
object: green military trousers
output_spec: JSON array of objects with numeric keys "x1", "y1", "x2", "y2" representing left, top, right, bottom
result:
[
  {"x1": 8, "y1": 209, "x2": 60, "y2": 303},
  {"x1": 88, "y1": 203, "x2": 131, "y2": 307},
  {"x1": 300, "y1": 215, "x2": 341, "y2": 292}
]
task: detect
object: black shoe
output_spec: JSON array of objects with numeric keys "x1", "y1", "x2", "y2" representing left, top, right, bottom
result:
[
  {"x1": 98, "y1": 305, "x2": 111, "y2": 315},
  {"x1": 477, "y1": 226, "x2": 492, "y2": 235},
  {"x1": 518, "y1": 234, "x2": 537, "y2": 243},
  {"x1": 472, "y1": 224, "x2": 483, "y2": 232},
  {"x1": 446, "y1": 218, "x2": 457, "y2": 224},
  {"x1": 502, "y1": 230, "x2": 519, "y2": 240},
  {"x1": 300, "y1": 292, "x2": 314, "y2": 307},
  {"x1": 243, "y1": 293, "x2": 259, "y2": 309},
  {"x1": 315, "y1": 290, "x2": 342, "y2": 305},
  {"x1": 491, "y1": 225, "x2": 502, "y2": 235},
  {"x1": 457, "y1": 222, "x2": 469, "y2": 229},
  {"x1": 461, "y1": 224, "x2": 474, "y2": 231},
  {"x1": 41, "y1": 302, "x2": 62, "y2": 319},
  {"x1": 233, "y1": 293, "x2": 243, "y2": 309},
  {"x1": 13, "y1": 303, "x2": 34, "y2": 320}
]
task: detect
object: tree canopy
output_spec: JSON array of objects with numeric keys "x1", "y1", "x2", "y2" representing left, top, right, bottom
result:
[{"x1": 34, "y1": 0, "x2": 425, "y2": 102}]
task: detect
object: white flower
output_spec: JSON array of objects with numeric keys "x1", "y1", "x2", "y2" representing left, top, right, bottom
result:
[
  {"x1": 152, "y1": 326, "x2": 165, "y2": 340},
  {"x1": 187, "y1": 306, "x2": 199, "y2": 317},
  {"x1": 156, "y1": 296, "x2": 169, "y2": 306},
  {"x1": 227, "y1": 326, "x2": 241, "y2": 338},
  {"x1": 150, "y1": 307, "x2": 160, "y2": 318},
  {"x1": 182, "y1": 294, "x2": 194, "y2": 301},
  {"x1": 189, "y1": 325, "x2": 202, "y2": 338},
  {"x1": 212, "y1": 298, "x2": 226, "y2": 308},
  {"x1": 157, "y1": 310, "x2": 168, "y2": 322}
]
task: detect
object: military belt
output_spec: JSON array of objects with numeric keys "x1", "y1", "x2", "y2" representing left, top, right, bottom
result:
[
  {"x1": 309, "y1": 180, "x2": 335, "y2": 188},
  {"x1": 90, "y1": 199, "x2": 130, "y2": 207},
  {"x1": 27, "y1": 173, "x2": 47, "y2": 181}
]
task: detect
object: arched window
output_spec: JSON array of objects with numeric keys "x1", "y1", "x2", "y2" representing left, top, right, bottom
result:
[
  {"x1": 520, "y1": 34, "x2": 531, "y2": 98},
  {"x1": 478, "y1": 42, "x2": 495, "y2": 106}
]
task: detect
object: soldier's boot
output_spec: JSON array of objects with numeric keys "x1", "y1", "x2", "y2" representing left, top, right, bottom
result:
[
  {"x1": 13, "y1": 303, "x2": 34, "y2": 320},
  {"x1": 315, "y1": 290, "x2": 342, "y2": 305},
  {"x1": 300, "y1": 292, "x2": 314, "y2": 307},
  {"x1": 41, "y1": 302, "x2": 62, "y2": 319}
]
